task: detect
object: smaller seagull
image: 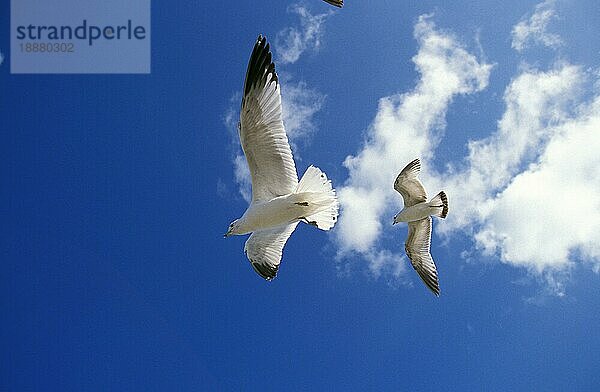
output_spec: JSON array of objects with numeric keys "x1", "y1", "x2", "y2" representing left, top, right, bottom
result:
[
  {"x1": 322, "y1": 0, "x2": 343, "y2": 7},
  {"x1": 393, "y1": 159, "x2": 448, "y2": 296}
]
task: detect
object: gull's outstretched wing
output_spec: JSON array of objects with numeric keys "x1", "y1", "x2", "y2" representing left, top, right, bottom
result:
[
  {"x1": 240, "y1": 35, "x2": 298, "y2": 203},
  {"x1": 394, "y1": 158, "x2": 427, "y2": 207},
  {"x1": 405, "y1": 217, "x2": 440, "y2": 296},
  {"x1": 323, "y1": 0, "x2": 343, "y2": 7},
  {"x1": 244, "y1": 223, "x2": 299, "y2": 281}
]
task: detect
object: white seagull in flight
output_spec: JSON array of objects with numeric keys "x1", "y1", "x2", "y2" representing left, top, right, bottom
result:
[
  {"x1": 393, "y1": 159, "x2": 448, "y2": 296},
  {"x1": 225, "y1": 35, "x2": 339, "y2": 281}
]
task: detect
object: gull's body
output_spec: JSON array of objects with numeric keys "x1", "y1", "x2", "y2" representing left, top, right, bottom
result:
[
  {"x1": 235, "y1": 192, "x2": 336, "y2": 235},
  {"x1": 394, "y1": 201, "x2": 442, "y2": 223},
  {"x1": 225, "y1": 35, "x2": 339, "y2": 281},
  {"x1": 393, "y1": 158, "x2": 448, "y2": 296}
]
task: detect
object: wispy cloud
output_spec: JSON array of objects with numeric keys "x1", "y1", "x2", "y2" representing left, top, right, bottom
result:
[
  {"x1": 223, "y1": 93, "x2": 254, "y2": 202},
  {"x1": 0, "y1": 51, "x2": 4, "y2": 66},
  {"x1": 232, "y1": 154, "x2": 253, "y2": 203},
  {"x1": 365, "y1": 249, "x2": 408, "y2": 280},
  {"x1": 280, "y1": 78, "x2": 326, "y2": 148},
  {"x1": 334, "y1": 15, "x2": 493, "y2": 275},
  {"x1": 275, "y1": 4, "x2": 333, "y2": 64},
  {"x1": 511, "y1": 0, "x2": 563, "y2": 52}
]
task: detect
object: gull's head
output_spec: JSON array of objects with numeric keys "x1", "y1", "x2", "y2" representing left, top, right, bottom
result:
[
  {"x1": 224, "y1": 219, "x2": 240, "y2": 238},
  {"x1": 393, "y1": 210, "x2": 407, "y2": 225}
]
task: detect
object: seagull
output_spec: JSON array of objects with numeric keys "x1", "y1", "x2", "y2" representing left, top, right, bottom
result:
[
  {"x1": 322, "y1": 0, "x2": 343, "y2": 7},
  {"x1": 225, "y1": 35, "x2": 339, "y2": 281},
  {"x1": 393, "y1": 159, "x2": 448, "y2": 296}
]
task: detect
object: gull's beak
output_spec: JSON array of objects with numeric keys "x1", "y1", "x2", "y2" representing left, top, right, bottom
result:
[{"x1": 224, "y1": 229, "x2": 232, "y2": 238}]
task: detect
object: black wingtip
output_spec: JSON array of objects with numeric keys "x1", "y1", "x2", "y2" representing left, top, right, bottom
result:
[
  {"x1": 242, "y1": 35, "x2": 278, "y2": 104},
  {"x1": 323, "y1": 0, "x2": 343, "y2": 7},
  {"x1": 405, "y1": 158, "x2": 420, "y2": 173},
  {"x1": 419, "y1": 272, "x2": 440, "y2": 297},
  {"x1": 406, "y1": 247, "x2": 441, "y2": 297},
  {"x1": 439, "y1": 191, "x2": 448, "y2": 219},
  {"x1": 251, "y1": 262, "x2": 278, "y2": 281},
  {"x1": 394, "y1": 158, "x2": 421, "y2": 189},
  {"x1": 421, "y1": 272, "x2": 440, "y2": 297},
  {"x1": 399, "y1": 159, "x2": 421, "y2": 178}
]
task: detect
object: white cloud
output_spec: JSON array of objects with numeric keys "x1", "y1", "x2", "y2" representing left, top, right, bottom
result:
[
  {"x1": 275, "y1": 4, "x2": 333, "y2": 64},
  {"x1": 472, "y1": 89, "x2": 600, "y2": 274},
  {"x1": 434, "y1": 0, "x2": 600, "y2": 287},
  {"x1": 364, "y1": 249, "x2": 408, "y2": 280},
  {"x1": 429, "y1": 61, "x2": 600, "y2": 290},
  {"x1": 335, "y1": 9, "x2": 600, "y2": 294},
  {"x1": 233, "y1": 153, "x2": 253, "y2": 202},
  {"x1": 428, "y1": 62, "x2": 600, "y2": 293},
  {"x1": 511, "y1": 0, "x2": 563, "y2": 52},
  {"x1": 424, "y1": 1, "x2": 600, "y2": 292},
  {"x1": 280, "y1": 79, "x2": 326, "y2": 148},
  {"x1": 335, "y1": 15, "x2": 492, "y2": 274},
  {"x1": 0, "y1": 51, "x2": 4, "y2": 66},
  {"x1": 437, "y1": 64, "x2": 585, "y2": 234}
]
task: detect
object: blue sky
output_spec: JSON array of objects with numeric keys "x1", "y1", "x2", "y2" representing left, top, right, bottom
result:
[{"x1": 2, "y1": 0, "x2": 600, "y2": 390}]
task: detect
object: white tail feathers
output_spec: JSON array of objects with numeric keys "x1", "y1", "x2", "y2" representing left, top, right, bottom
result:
[
  {"x1": 296, "y1": 165, "x2": 339, "y2": 230},
  {"x1": 296, "y1": 165, "x2": 332, "y2": 193},
  {"x1": 429, "y1": 191, "x2": 448, "y2": 219}
]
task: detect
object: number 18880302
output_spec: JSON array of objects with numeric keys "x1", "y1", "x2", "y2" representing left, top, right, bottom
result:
[{"x1": 20, "y1": 42, "x2": 75, "y2": 53}]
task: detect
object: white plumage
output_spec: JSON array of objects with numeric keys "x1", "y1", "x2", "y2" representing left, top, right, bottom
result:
[
  {"x1": 393, "y1": 158, "x2": 448, "y2": 296},
  {"x1": 225, "y1": 35, "x2": 339, "y2": 281}
]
